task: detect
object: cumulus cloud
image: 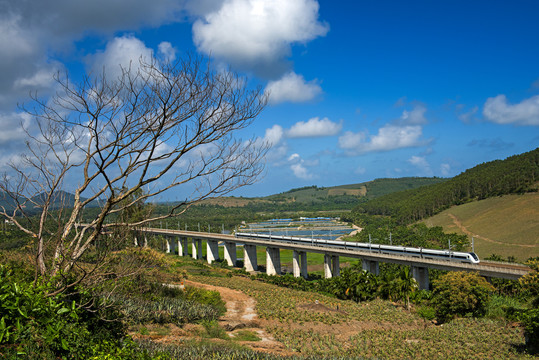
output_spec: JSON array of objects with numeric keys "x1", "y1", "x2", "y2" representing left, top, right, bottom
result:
[
  {"x1": 408, "y1": 155, "x2": 433, "y2": 176},
  {"x1": 88, "y1": 35, "x2": 154, "y2": 80},
  {"x1": 287, "y1": 153, "x2": 313, "y2": 180},
  {"x1": 265, "y1": 72, "x2": 322, "y2": 104},
  {"x1": 158, "y1": 42, "x2": 177, "y2": 63},
  {"x1": 264, "y1": 124, "x2": 284, "y2": 146},
  {"x1": 483, "y1": 94, "x2": 539, "y2": 126},
  {"x1": 339, "y1": 125, "x2": 425, "y2": 154},
  {"x1": 286, "y1": 117, "x2": 341, "y2": 138},
  {"x1": 192, "y1": 0, "x2": 328, "y2": 75},
  {"x1": 260, "y1": 124, "x2": 287, "y2": 161}
]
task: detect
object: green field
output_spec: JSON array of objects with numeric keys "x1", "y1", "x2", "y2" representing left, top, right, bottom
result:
[{"x1": 423, "y1": 192, "x2": 539, "y2": 261}]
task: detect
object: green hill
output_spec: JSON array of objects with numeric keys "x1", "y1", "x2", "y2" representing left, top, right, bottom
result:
[
  {"x1": 263, "y1": 177, "x2": 447, "y2": 204},
  {"x1": 423, "y1": 193, "x2": 539, "y2": 261},
  {"x1": 356, "y1": 147, "x2": 539, "y2": 224}
]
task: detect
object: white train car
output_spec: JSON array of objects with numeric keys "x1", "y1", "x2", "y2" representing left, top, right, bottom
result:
[{"x1": 235, "y1": 232, "x2": 480, "y2": 264}]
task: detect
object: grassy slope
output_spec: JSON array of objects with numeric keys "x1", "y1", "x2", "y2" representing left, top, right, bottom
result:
[{"x1": 423, "y1": 192, "x2": 539, "y2": 261}]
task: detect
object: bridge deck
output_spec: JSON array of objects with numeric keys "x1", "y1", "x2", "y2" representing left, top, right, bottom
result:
[{"x1": 139, "y1": 228, "x2": 531, "y2": 280}]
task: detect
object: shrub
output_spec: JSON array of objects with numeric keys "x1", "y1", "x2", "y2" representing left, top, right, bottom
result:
[
  {"x1": 431, "y1": 271, "x2": 495, "y2": 322},
  {"x1": 520, "y1": 308, "x2": 539, "y2": 353},
  {"x1": 0, "y1": 264, "x2": 131, "y2": 359}
]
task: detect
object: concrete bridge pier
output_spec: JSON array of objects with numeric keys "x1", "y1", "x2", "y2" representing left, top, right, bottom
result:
[
  {"x1": 244, "y1": 244, "x2": 258, "y2": 272},
  {"x1": 179, "y1": 237, "x2": 188, "y2": 256},
  {"x1": 224, "y1": 242, "x2": 237, "y2": 266},
  {"x1": 412, "y1": 266, "x2": 429, "y2": 290},
  {"x1": 362, "y1": 259, "x2": 380, "y2": 275},
  {"x1": 177, "y1": 237, "x2": 183, "y2": 256},
  {"x1": 292, "y1": 251, "x2": 308, "y2": 278},
  {"x1": 266, "y1": 247, "x2": 281, "y2": 275},
  {"x1": 324, "y1": 254, "x2": 340, "y2": 278},
  {"x1": 165, "y1": 236, "x2": 172, "y2": 253},
  {"x1": 192, "y1": 239, "x2": 202, "y2": 260},
  {"x1": 206, "y1": 240, "x2": 219, "y2": 264}
]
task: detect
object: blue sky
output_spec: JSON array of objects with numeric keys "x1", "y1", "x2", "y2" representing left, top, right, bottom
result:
[{"x1": 1, "y1": 0, "x2": 538, "y2": 197}]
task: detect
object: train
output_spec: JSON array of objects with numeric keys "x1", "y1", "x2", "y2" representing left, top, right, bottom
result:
[{"x1": 235, "y1": 232, "x2": 480, "y2": 264}]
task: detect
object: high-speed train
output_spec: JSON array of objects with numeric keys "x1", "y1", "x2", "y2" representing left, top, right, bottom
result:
[{"x1": 235, "y1": 232, "x2": 480, "y2": 264}]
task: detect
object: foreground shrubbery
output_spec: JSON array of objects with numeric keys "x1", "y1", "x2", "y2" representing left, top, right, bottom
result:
[
  {"x1": 431, "y1": 271, "x2": 495, "y2": 322},
  {"x1": 0, "y1": 265, "x2": 130, "y2": 359}
]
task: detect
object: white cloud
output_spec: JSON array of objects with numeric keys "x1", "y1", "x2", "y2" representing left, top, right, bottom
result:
[
  {"x1": 290, "y1": 163, "x2": 313, "y2": 180},
  {"x1": 400, "y1": 104, "x2": 427, "y2": 125},
  {"x1": 483, "y1": 94, "x2": 539, "y2": 126},
  {"x1": 288, "y1": 153, "x2": 300, "y2": 162},
  {"x1": 88, "y1": 35, "x2": 154, "y2": 80},
  {"x1": 339, "y1": 125, "x2": 425, "y2": 154},
  {"x1": 192, "y1": 0, "x2": 328, "y2": 74},
  {"x1": 287, "y1": 117, "x2": 341, "y2": 138},
  {"x1": 338, "y1": 131, "x2": 365, "y2": 150},
  {"x1": 265, "y1": 72, "x2": 322, "y2": 104},
  {"x1": 264, "y1": 124, "x2": 284, "y2": 146},
  {"x1": 287, "y1": 153, "x2": 313, "y2": 180},
  {"x1": 408, "y1": 155, "x2": 432, "y2": 176},
  {"x1": 158, "y1": 42, "x2": 177, "y2": 63},
  {"x1": 261, "y1": 124, "x2": 287, "y2": 161}
]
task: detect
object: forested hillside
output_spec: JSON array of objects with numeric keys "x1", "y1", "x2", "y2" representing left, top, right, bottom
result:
[
  {"x1": 262, "y1": 177, "x2": 446, "y2": 205},
  {"x1": 355, "y1": 147, "x2": 539, "y2": 224}
]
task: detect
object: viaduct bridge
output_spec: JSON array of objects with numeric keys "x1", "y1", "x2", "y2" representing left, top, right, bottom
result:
[{"x1": 132, "y1": 227, "x2": 531, "y2": 289}]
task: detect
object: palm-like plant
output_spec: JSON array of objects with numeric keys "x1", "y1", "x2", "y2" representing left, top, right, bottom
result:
[{"x1": 396, "y1": 267, "x2": 418, "y2": 310}]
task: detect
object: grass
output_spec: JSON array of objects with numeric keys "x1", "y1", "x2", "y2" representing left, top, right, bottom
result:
[
  {"x1": 232, "y1": 330, "x2": 261, "y2": 342},
  {"x1": 423, "y1": 192, "x2": 539, "y2": 261}
]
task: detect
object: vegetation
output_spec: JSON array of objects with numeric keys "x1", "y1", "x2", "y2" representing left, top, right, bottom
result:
[
  {"x1": 431, "y1": 272, "x2": 495, "y2": 323},
  {"x1": 355, "y1": 147, "x2": 539, "y2": 224}
]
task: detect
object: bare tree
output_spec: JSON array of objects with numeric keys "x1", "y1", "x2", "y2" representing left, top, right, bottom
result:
[{"x1": 0, "y1": 55, "x2": 268, "y2": 293}]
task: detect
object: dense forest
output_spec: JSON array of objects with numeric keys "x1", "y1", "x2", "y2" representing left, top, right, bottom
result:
[{"x1": 354, "y1": 148, "x2": 539, "y2": 224}]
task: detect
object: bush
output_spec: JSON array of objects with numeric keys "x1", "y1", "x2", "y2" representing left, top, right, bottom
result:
[
  {"x1": 520, "y1": 308, "x2": 539, "y2": 353},
  {"x1": 431, "y1": 271, "x2": 495, "y2": 323},
  {"x1": 0, "y1": 265, "x2": 130, "y2": 359}
]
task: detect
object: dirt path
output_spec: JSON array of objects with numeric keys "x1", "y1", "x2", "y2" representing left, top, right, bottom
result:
[
  {"x1": 448, "y1": 213, "x2": 535, "y2": 248},
  {"x1": 183, "y1": 280, "x2": 290, "y2": 354}
]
